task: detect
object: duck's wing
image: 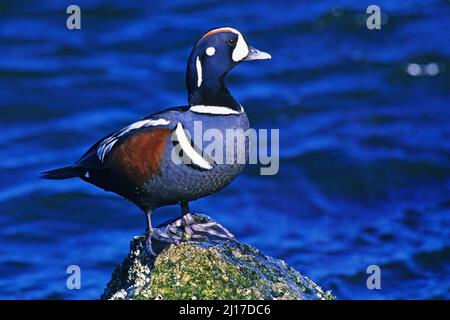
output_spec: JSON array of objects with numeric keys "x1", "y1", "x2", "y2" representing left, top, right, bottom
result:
[{"x1": 75, "y1": 107, "x2": 188, "y2": 170}]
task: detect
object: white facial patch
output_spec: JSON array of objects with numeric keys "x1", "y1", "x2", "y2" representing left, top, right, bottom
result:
[
  {"x1": 206, "y1": 47, "x2": 216, "y2": 56},
  {"x1": 196, "y1": 56, "x2": 202, "y2": 87},
  {"x1": 200, "y1": 27, "x2": 249, "y2": 62},
  {"x1": 232, "y1": 31, "x2": 249, "y2": 62}
]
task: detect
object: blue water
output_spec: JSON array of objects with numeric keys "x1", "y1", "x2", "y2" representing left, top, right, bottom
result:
[{"x1": 0, "y1": 0, "x2": 449, "y2": 299}]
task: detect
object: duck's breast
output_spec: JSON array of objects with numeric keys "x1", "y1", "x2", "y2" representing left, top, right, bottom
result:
[{"x1": 142, "y1": 111, "x2": 250, "y2": 206}]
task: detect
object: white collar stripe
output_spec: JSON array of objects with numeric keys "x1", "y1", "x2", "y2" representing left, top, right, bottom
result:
[{"x1": 189, "y1": 105, "x2": 243, "y2": 115}]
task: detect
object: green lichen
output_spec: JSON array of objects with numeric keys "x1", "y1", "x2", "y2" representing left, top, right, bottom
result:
[{"x1": 101, "y1": 218, "x2": 335, "y2": 300}]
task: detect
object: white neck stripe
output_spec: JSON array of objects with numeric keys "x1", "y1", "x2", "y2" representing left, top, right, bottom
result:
[
  {"x1": 189, "y1": 105, "x2": 243, "y2": 115},
  {"x1": 196, "y1": 56, "x2": 202, "y2": 87}
]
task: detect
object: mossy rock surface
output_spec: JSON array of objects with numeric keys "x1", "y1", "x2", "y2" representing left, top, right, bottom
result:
[{"x1": 102, "y1": 222, "x2": 335, "y2": 300}]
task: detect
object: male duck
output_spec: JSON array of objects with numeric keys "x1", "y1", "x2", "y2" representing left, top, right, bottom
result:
[{"x1": 42, "y1": 27, "x2": 271, "y2": 254}]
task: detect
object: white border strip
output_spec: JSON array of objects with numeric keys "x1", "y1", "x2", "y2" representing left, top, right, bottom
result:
[{"x1": 175, "y1": 123, "x2": 212, "y2": 170}]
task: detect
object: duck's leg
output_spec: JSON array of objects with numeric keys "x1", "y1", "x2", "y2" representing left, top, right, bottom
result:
[
  {"x1": 144, "y1": 209, "x2": 156, "y2": 256},
  {"x1": 180, "y1": 202, "x2": 195, "y2": 237}
]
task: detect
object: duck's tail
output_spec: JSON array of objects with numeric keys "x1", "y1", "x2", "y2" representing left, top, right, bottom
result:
[{"x1": 40, "y1": 166, "x2": 82, "y2": 180}]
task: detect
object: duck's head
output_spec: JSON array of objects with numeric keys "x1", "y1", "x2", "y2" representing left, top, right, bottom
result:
[{"x1": 187, "y1": 27, "x2": 271, "y2": 108}]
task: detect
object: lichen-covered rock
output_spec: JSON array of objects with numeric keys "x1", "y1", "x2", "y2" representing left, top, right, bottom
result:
[{"x1": 101, "y1": 218, "x2": 335, "y2": 300}]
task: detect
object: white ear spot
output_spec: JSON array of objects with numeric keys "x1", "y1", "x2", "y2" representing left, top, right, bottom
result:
[
  {"x1": 232, "y1": 32, "x2": 249, "y2": 62},
  {"x1": 206, "y1": 47, "x2": 216, "y2": 56},
  {"x1": 196, "y1": 56, "x2": 202, "y2": 87}
]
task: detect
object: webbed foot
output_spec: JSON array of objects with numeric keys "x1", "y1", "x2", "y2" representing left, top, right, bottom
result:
[
  {"x1": 146, "y1": 213, "x2": 234, "y2": 255},
  {"x1": 177, "y1": 213, "x2": 235, "y2": 240}
]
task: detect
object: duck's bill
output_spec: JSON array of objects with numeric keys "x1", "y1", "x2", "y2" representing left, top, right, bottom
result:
[{"x1": 243, "y1": 46, "x2": 272, "y2": 61}]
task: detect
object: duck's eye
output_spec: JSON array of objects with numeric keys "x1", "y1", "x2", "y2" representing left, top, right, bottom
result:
[{"x1": 228, "y1": 38, "x2": 236, "y2": 45}]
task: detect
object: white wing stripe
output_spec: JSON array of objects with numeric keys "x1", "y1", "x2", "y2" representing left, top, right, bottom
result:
[
  {"x1": 175, "y1": 123, "x2": 212, "y2": 170},
  {"x1": 97, "y1": 118, "x2": 170, "y2": 161}
]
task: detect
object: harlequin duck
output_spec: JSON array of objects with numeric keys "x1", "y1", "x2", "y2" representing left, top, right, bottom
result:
[{"x1": 42, "y1": 27, "x2": 271, "y2": 254}]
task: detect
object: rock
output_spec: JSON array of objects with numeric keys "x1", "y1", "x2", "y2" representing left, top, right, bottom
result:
[{"x1": 101, "y1": 214, "x2": 335, "y2": 300}]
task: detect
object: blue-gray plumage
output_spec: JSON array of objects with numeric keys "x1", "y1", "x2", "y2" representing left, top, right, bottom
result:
[{"x1": 41, "y1": 27, "x2": 271, "y2": 254}]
